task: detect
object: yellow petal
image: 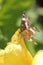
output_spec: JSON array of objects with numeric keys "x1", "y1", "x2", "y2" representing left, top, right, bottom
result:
[
  {"x1": 32, "y1": 50, "x2": 43, "y2": 65},
  {"x1": 0, "y1": 50, "x2": 5, "y2": 65},
  {"x1": 0, "y1": 29, "x2": 33, "y2": 65},
  {"x1": 4, "y1": 43, "x2": 32, "y2": 65}
]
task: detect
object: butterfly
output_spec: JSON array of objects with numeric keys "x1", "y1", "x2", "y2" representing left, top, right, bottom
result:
[{"x1": 20, "y1": 12, "x2": 39, "y2": 44}]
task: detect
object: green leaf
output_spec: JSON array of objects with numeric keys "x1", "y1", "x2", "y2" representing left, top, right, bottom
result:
[{"x1": 24, "y1": 38, "x2": 36, "y2": 56}]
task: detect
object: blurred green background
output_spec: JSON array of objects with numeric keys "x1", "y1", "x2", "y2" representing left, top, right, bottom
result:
[{"x1": 0, "y1": 0, "x2": 43, "y2": 56}]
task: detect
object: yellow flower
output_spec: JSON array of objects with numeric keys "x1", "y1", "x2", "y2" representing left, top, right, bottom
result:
[
  {"x1": 0, "y1": 29, "x2": 33, "y2": 65},
  {"x1": 0, "y1": 50, "x2": 5, "y2": 65},
  {"x1": 32, "y1": 50, "x2": 43, "y2": 65}
]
